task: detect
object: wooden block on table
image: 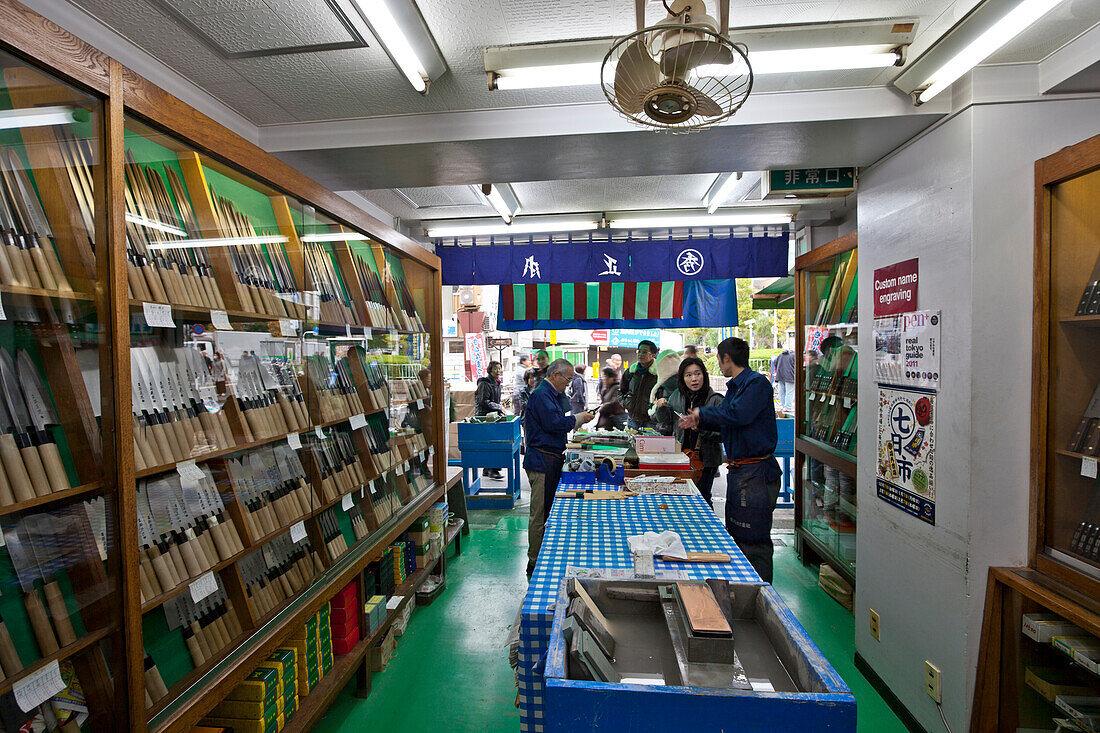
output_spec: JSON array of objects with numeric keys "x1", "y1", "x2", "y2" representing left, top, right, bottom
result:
[{"x1": 675, "y1": 581, "x2": 733, "y2": 637}]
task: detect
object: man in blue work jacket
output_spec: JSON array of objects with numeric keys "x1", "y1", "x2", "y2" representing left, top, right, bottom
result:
[
  {"x1": 524, "y1": 358, "x2": 594, "y2": 576},
  {"x1": 679, "y1": 337, "x2": 782, "y2": 582}
]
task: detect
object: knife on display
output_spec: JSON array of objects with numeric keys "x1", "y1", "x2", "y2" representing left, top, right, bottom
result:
[
  {"x1": 4, "y1": 519, "x2": 59, "y2": 654},
  {"x1": 22, "y1": 513, "x2": 78, "y2": 646},
  {"x1": 5, "y1": 148, "x2": 70, "y2": 292},
  {"x1": 15, "y1": 350, "x2": 71, "y2": 493},
  {"x1": 0, "y1": 352, "x2": 49, "y2": 499}
]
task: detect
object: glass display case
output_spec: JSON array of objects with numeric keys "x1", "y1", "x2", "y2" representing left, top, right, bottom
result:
[{"x1": 794, "y1": 233, "x2": 857, "y2": 587}]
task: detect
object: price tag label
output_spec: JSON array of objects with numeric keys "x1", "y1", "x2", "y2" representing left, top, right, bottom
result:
[
  {"x1": 349, "y1": 413, "x2": 367, "y2": 430},
  {"x1": 843, "y1": 397, "x2": 853, "y2": 409},
  {"x1": 290, "y1": 521, "x2": 308, "y2": 543},
  {"x1": 807, "y1": 392, "x2": 815, "y2": 401},
  {"x1": 279, "y1": 318, "x2": 298, "y2": 337},
  {"x1": 845, "y1": 325, "x2": 854, "y2": 336},
  {"x1": 287, "y1": 432, "x2": 302, "y2": 450},
  {"x1": 0, "y1": 295, "x2": 6, "y2": 321},
  {"x1": 177, "y1": 460, "x2": 205, "y2": 487},
  {"x1": 143, "y1": 302, "x2": 175, "y2": 328},
  {"x1": 210, "y1": 309, "x2": 232, "y2": 330},
  {"x1": 315, "y1": 426, "x2": 325, "y2": 440},
  {"x1": 342, "y1": 494, "x2": 354, "y2": 511},
  {"x1": 819, "y1": 392, "x2": 827, "y2": 402},
  {"x1": 13, "y1": 659, "x2": 66, "y2": 712},
  {"x1": 1082, "y1": 457, "x2": 1098, "y2": 479},
  {"x1": 829, "y1": 395, "x2": 836, "y2": 405},
  {"x1": 345, "y1": 324, "x2": 352, "y2": 337},
  {"x1": 189, "y1": 571, "x2": 218, "y2": 603}
]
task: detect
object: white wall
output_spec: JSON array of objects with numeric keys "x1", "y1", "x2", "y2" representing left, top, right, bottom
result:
[{"x1": 855, "y1": 96, "x2": 1100, "y2": 730}]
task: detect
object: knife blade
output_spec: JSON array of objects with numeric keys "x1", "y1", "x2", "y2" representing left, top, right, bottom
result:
[
  {"x1": 0, "y1": 351, "x2": 50, "y2": 498},
  {"x1": 6, "y1": 518, "x2": 59, "y2": 654},
  {"x1": 5, "y1": 148, "x2": 70, "y2": 292},
  {"x1": 22, "y1": 512, "x2": 77, "y2": 646},
  {"x1": 15, "y1": 350, "x2": 70, "y2": 493}
]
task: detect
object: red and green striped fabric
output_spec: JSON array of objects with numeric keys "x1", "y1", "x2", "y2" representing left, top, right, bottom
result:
[{"x1": 500, "y1": 281, "x2": 684, "y2": 321}]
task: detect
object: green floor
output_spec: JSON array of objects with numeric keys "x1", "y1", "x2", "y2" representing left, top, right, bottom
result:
[{"x1": 313, "y1": 507, "x2": 906, "y2": 732}]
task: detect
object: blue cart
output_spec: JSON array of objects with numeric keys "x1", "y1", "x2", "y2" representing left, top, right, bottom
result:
[
  {"x1": 457, "y1": 417, "x2": 521, "y2": 510},
  {"x1": 776, "y1": 418, "x2": 794, "y2": 507}
]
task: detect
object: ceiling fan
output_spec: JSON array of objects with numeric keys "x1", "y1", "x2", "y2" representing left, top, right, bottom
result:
[{"x1": 602, "y1": 0, "x2": 752, "y2": 131}]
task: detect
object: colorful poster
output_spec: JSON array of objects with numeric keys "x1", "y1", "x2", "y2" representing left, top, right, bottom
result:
[
  {"x1": 873, "y1": 310, "x2": 941, "y2": 390},
  {"x1": 465, "y1": 333, "x2": 487, "y2": 381},
  {"x1": 876, "y1": 386, "x2": 936, "y2": 525}
]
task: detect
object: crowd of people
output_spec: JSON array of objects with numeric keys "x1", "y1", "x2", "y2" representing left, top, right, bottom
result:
[{"x1": 467, "y1": 337, "x2": 786, "y2": 582}]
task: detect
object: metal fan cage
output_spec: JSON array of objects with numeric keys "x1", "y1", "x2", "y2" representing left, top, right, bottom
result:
[{"x1": 601, "y1": 24, "x2": 752, "y2": 132}]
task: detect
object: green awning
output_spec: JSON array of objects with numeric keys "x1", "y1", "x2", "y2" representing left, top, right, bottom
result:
[{"x1": 753, "y1": 276, "x2": 794, "y2": 310}]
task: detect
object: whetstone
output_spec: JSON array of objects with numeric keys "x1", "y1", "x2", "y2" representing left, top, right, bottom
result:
[
  {"x1": 705, "y1": 578, "x2": 736, "y2": 626},
  {"x1": 675, "y1": 582, "x2": 733, "y2": 637}
]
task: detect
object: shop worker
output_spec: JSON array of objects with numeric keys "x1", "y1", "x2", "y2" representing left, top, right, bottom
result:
[
  {"x1": 524, "y1": 358, "x2": 594, "y2": 576},
  {"x1": 679, "y1": 337, "x2": 782, "y2": 582},
  {"x1": 475, "y1": 361, "x2": 505, "y2": 480},
  {"x1": 532, "y1": 350, "x2": 550, "y2": 389},
  {"x1": 619, "y1": 339, "x2": 658, "y2": 429}
]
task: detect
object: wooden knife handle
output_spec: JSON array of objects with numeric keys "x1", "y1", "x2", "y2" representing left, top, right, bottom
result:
[
  {"x1": 0, "y1": 460, "x2": 16, "y2": 506},
  {"x1": 0, "y1": 619, "x2": 23, "y2": 677},
  {"x1": 37, "y1": 235, "x2": 71, "y2": 293},
  {"x1": 0, "y1": 241, "x2": 16, "y2": 286},
  {"x1": 28, "y1": 244, "x2": 57, "y2": 291},
  {"x1": 178, "y1": 537, "x2": 203, "y2": 578},
  {"x1": 19, "y1": 443, "x2": 51, "y2": 498},
  {"x1": 38, "y1": 442, "x2": 71, "y2": 494},
  {"x1": 24, "y1": 589, "x2": 60, "y2": 654},
  {"x1": 0, "y1": 433, "x2": 35, "y2": 502},
  {"x1": 43, "y1": 580, "x2": 77, "y2": 646}
]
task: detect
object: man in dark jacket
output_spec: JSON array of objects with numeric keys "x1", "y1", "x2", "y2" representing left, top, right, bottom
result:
[
  {"x1": 475, "y1": 361, "x2": 505, "y2": 479},
  {"x1": 567, "y1": 364, "x2": 587, "y2": 415},
  {"x1": 524, "y1": 358, "x2": 593, "y2": 575},
  {"x1": 680, "y1": 337, "x2": 782, "y2": 582},
  {"x1": 618, "y1": 339, "x2": 658, "y2": 428}
]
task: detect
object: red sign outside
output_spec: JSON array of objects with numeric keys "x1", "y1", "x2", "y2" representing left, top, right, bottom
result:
[
  {"x1": 590, "y1": 329, "x2": 609, "y2": 344},
  {"x1": 873, "y1": 258, "x2": 919, "y2": 316}
]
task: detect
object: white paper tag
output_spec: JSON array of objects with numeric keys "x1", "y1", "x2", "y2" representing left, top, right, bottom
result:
[
  {"x1": 386, "y1": 595, "x2": 403, "y2": 611},
  {"x1": 279, "y1": 318, "x2": 298, "y2": 337},
  {"x1": 0, "y1": 295, "x2": 6, "y2": 321},
  {"x1": 829, "y1": 395, "x2": 836, "y2": 405},
  {"x1": 807, "y1": 392, "x2": 815, "y2": 401},
  {"x1": 287, "y1": 432, "x2": 302, "y2": 450},
  {"x1": 342, "y1": 494, "x2": 354, "y2": 511},
  {"x1": 1082, "y1": 457, "x2": 1098, "y2": 479},
  {"x1": 349, "y1": 413, "x2": 367, "y2": 430},
  {"x1": 345, "y1": 324, "x2": 352, "y2": 337},
  {"x1": 211, "y1": 309, "x2": 232, "y2": 330},
  {"x1": 819, "y1": 392, "x2": 827, "y2": 402},
  {"x1": 290, "y1": 521, "x2": 307, "y2": 543},
  {"x1": 843, "y1": 397, "x2": 853, "y2": 409},
  {"x1": 315, "y1": 426, "x2": 325, "y2": 440},
  {"x1": 189, "y1": 571, "x2": 218, "y2": 603},
  {"x1": 143, "y1": 302, "x2": 175, "y2": 328},
  {"x1": 177, "y1": 460, "x2": 205, "y2": 486},
  {"x1": 13, "y1": 659, "x2": 66, "y2": 712}
]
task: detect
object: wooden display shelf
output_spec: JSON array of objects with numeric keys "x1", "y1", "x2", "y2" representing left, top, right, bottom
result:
[
  {"x1": 149, "y1": 483, "x2": 446, "y2": 733},
  {"x1": 141, "y1": 545, "x2": 252, "y2": 614},
  {"x1": 280, "y1": 519, "x2": 462, "y2": 733},
  {"x1": 1058, "y1": 313, "x2": 1100, "y2": 328},
  {"x1": 1055, "y1": 448, "x2": 1099, "y2": 462},
  {"x1": 128, "y1": 299, "x2": 280, "y2": 325},
  {"x1": 0, "y1": 284, "x2": 95, "y2": 302},
  {"x1": 0, "y1": 625, "x2": 113, "y2": 695},
  {"x1": 795, "y1": 436, "x2": 857, "y2": 475},
  {"x1": 798, "y1": 528, "x2": 855, "y2": 587},
  {"x1": 0, "y1": 480, "x2": 103, "y2": 517}
]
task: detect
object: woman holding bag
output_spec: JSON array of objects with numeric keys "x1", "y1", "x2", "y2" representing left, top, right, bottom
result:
[{"x1": 653, "y1": 357, "x2": 725, "y2": 504}]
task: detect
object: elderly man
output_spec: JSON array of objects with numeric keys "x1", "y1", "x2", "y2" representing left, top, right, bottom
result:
[{"x1": 524, "y1": 358, "x2": 594, "y2": 576}]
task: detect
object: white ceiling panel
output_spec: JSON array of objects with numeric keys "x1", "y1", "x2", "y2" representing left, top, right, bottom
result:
[
  {"x1": 264, "y1": 0, "x2": 356, "y2": 46},
  {"x1": 987, "y1": 2, "x2": 1100, "y2": 64},
  {"x1": 194, "y1": 9, "x2": 302, "y2": 53},
  {"x1": 161, "y1": 0, "x2": 268, "y2": 15}
]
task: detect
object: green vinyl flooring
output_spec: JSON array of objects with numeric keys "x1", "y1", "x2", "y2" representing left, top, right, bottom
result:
[{"x1": 313, "y1": 501, "x2": 906, "y2": 732}]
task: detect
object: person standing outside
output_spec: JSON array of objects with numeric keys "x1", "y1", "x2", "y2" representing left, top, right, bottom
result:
[
  {"x1": 618, "y1": 339, "x2": 658, "y2": 429},
  {"x1": 596, "y1": 367, "x2": 627, "y2": 430},
  {"x1": 773, "y1": 341, "x2": 796, "y2": 414},
  {"x1": 567, "y1": 364, "x2": 588, "y2": 415},
  {"x1": 679, "y1": 337, "x2": 782, "y2": 582},
  {"x1": 531, "y1": 350, "x2": 550, "y2": 389},
  {"x1": 683, "y1": 344, "x2": 698, "y2": 358},
  {"x1": 653, "y1": 357, "x2": 724, "y2": 504},
  {"x1": 524, "y1": 359, "x2": 594, "y2": 575},
  {"x1": 516, "y1": 368, "x2": 537, "y2": 454},
  {"x1": 475, "y1": 361, "x2": 505, "y2": 480},
  {"x1": 607, "y1": 353, "x2": 624, "y2": 380},
  {"x1": 212, "y1": 351, "x2": 227, "y2": 398},
  {"x1": 514, "y1": 354, "x2": 531, "y2": 392}
]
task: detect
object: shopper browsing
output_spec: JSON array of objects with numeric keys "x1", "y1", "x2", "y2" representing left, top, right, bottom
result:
[
  {"x1": 532, "y1": 350, "x2": 550, "y2": 389},
  {"x1": 647, "y1": 349, "x2": 683, "y2": 422},
  {"x1": 679, "y1": 337, "x2": 782, "y2": 582},
  {"x1": 653, "y1": 357, "x2": 724, "y2": 505},
  {"x1": 618, "y1": 339, "x2": 658, "y2": 429},
  {"x1": 607, "y1": 353, "x2": 624, "y2": 380},
  {"x1": 514, "y1": 354, "x2": 531, "y2": 391},
  {"x1": 475, "y1": 361, "x2": 506, "y2": 480},
  {"x1": 516, "y1": 368, "x2": 537, "y2": 453},
  {"x1": 772, "y1": 341, "x2": 796, "y2": 414},
  {"x1": 523, "y1": 358, "x2": 594, "y2": 576},
  {"x1": 596, "y1": 367, "x2": 628, "y2": 430},
  {"x1": 567, "y1": 364, "x2": 587, "y2": 415}
]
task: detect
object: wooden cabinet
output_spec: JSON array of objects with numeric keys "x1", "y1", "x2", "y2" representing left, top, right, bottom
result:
[{"x1": 0, "y1": 3, "x2": 446, "y2": 730}]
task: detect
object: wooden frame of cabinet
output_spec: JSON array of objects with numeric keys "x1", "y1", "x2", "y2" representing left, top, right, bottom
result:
[{"x1": 0, "y1": 2, "x2": 447, "y2": 731}]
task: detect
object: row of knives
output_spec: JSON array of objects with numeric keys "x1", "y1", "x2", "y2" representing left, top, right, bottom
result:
[{"x1": 238, "y1": 532, "x2": 323, "y2": 621}]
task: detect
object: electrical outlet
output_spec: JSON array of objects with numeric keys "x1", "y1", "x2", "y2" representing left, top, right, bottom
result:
[
  {"x1": 925, "y1": 661, "x2": 942, "y2": 703},
  {"x1": 869, "y1": 609, "x2": 880, "y2": 640}
]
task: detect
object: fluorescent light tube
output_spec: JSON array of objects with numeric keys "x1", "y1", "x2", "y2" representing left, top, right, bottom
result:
[
  {"x1": 705, "y1": 173, "x2": 742, "y2": 214},
  {"x1": 301, "y1": 232, "x2": 371, "y2": 242},
  {"x1": 148, "y1": 235, "x2": 289, "y2": 251},
  {"x1": 492, "y1": 62, "x2": 603, "y2": 90},
  {"x1": 917, "y1": 0, "x2": 1066, "y2": 103},
  {"x1": 353, "y1": 0, "x2": 428, "y2": 92},
  {"x1": 478, "y1": 183, "x2": 519, "y2": 223},
  {"x1": 0, "y1": 106, "x2": 79, "y2": 130},
  {"x1": 609, "y1": 211, "x2": 792, "y2": 229},
  {"x1": 426, "y1": 218, "x2": 599, "y2": 238},
  {"x1": 125, "y1": 212, "x2": 187, "y2": 238}
]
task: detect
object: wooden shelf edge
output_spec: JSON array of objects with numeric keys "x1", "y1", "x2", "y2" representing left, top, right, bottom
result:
[
  {"x1": 0, "y1": 626, "x2": 112, "y2": 695},
  {"x1": 0, "y1": 480, "x2": 104, "y2": 517},
  {"x1": 0, "y1": 284, "x2": 95, "y2": 302},
  {"x1": 1058, "y1": 313, "x2": 1100, "y2": 327},
  {"x1": 128, "y1": 299, "x2": 282, "y2": 323},
  {"x1": 141, "y1": 544, "x2": 253, "y2": 614},
  {"x1": 795, "y1": 436, "x2": 857, "y2": 475},
  {"x1": 149, "y1": 483, "x2": 446, "y2": 733}
]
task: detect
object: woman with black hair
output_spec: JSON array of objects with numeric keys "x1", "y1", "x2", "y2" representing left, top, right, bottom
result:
[{"x1": 653, "y1": 356, "x2": 725, "y2": 504}]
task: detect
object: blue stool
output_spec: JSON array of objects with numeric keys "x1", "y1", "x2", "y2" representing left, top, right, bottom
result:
[
  {"x1": 775, "y1": 418, "x2": 794, "y2": 507},
  {"x1": 458, "y1": 417, "x2": 522, "y2": 510}
]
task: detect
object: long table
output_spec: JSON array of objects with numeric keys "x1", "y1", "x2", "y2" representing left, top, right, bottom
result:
[{"x1": 518, "y1": 484, "x2": 760, "y2": 732}]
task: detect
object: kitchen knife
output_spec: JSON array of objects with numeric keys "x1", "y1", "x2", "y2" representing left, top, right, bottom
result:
[
  {"x1": 15, "y1": 350, "x2": 70, "y2": 493},
  {"x1": 0, "y1": 351, "x2": 49, "y2": 498}
]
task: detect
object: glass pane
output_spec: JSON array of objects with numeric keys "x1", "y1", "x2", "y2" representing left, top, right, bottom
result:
[{"x1": 0, "y1": 49, "x2": 123, "y2": 729}]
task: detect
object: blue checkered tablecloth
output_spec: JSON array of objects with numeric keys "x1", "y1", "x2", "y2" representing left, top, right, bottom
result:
[{"x1": 517, "y1": 483, "x2": 760, "y2": 732}]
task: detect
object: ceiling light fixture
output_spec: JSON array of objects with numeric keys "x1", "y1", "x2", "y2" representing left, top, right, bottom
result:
[
  {"x1": 609, "y1": 210, "x2": 794, "y2": 229},
  {"x1": 491, "y1": 62, "x2": 604, "y2": 90},
  {"x1": 147, "y1": 235, "x2": 289, "y2": 251},
  {"x1": 0, "y1": 106, "x2": 84, "y2": 130},
  {"x1": 125, "y1": 212, "x2": 187, "y2": 238},
  {"x1": 914, "y1": 0, "x2": 1067, "y2": 103},
  {"x1": 704, "y1": 172, "x2": 743, "y2": 214},
  {"x1": 301, "y1": 232, "x2": 371, "y2": 243},
  {"x1": 348, "y1": 0, "x2": 446, "y2": 93},
  {"x1": 426, "y1": 217, "x2": 599, "y2": 238},
  {"x1": 475, "y1": 183, "x2": 520, "y2": 223}
]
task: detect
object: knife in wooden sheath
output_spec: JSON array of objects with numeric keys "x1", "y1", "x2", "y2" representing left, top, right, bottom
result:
[
  {"x1": 5, "y1": 148, "x2": 71, "y2": 292},
  {"x1": 22, "y1": 512, "x2": 78, "y2": 646},
  {"x1": 0, "y1": 352, "x2": 50, "y2": 498},
  {"x1": 15, "y1": 350, "x2": 70, "y2": 494},
  {"x1": 5, "y1": 518, "x2": 59, "y2": 654},
  {"x1": 135, "y1": 348, "x2": 185, "y2": 461}
]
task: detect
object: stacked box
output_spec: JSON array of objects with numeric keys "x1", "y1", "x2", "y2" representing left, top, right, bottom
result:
[
  {"x1": 318, "y1": 603, "x2": 334, "y2": 674},
  {"x1": 408, "y1": 517, "x2": 430, "y2": 546},
  {"x1": 260, "y1": 648, "x2": 298, "y2": 721},
  {"x1": 428, "y1": 501, "x2": 448, "y2": 532},
  {"x1": 403, "y1": 539, "x2": 417, "y2": 575},
  {"x1": 392, "y1": 596, "x2": 415, "y2": 637},
  {"x1": 371, "y1": 627, "x2": 397, "y2": 671},
  {"x1": 203, "y1": 666, "x2": 282, "y2": 733},
  {"x1": 388, "y1": 545, "x2": 407, "y2": 585},
  {"x1": 363, "y1": 562, "x2": 379, "y2": 598},
  {"x1": 380, "y1": 548, "x2": 396, "y2": 595},
  {"x1": 331, "y1": 580, "x2": 360, "y2": 655},
  {"x1": 364, "y1": 595, "x2": 387, "y2": 635},
  {"x1": 275, "y1": 644, "x2": 305, "y2": 699}
]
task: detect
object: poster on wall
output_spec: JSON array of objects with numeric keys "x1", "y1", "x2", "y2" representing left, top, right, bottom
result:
[
  {"x1": 876, "y1": 386, "x2": 936, "y2": 525},
  {"x1": 465, "y1": 333, "x2": 487, "y2": 381},
  {"x1": 874, "y1": 310, "x2": 941, "y2": 390}
]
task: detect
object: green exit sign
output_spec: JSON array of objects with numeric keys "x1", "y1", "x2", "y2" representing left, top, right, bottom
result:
[{"x1": 763, "y1": 167, "x2": 856, "y2": 198}]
